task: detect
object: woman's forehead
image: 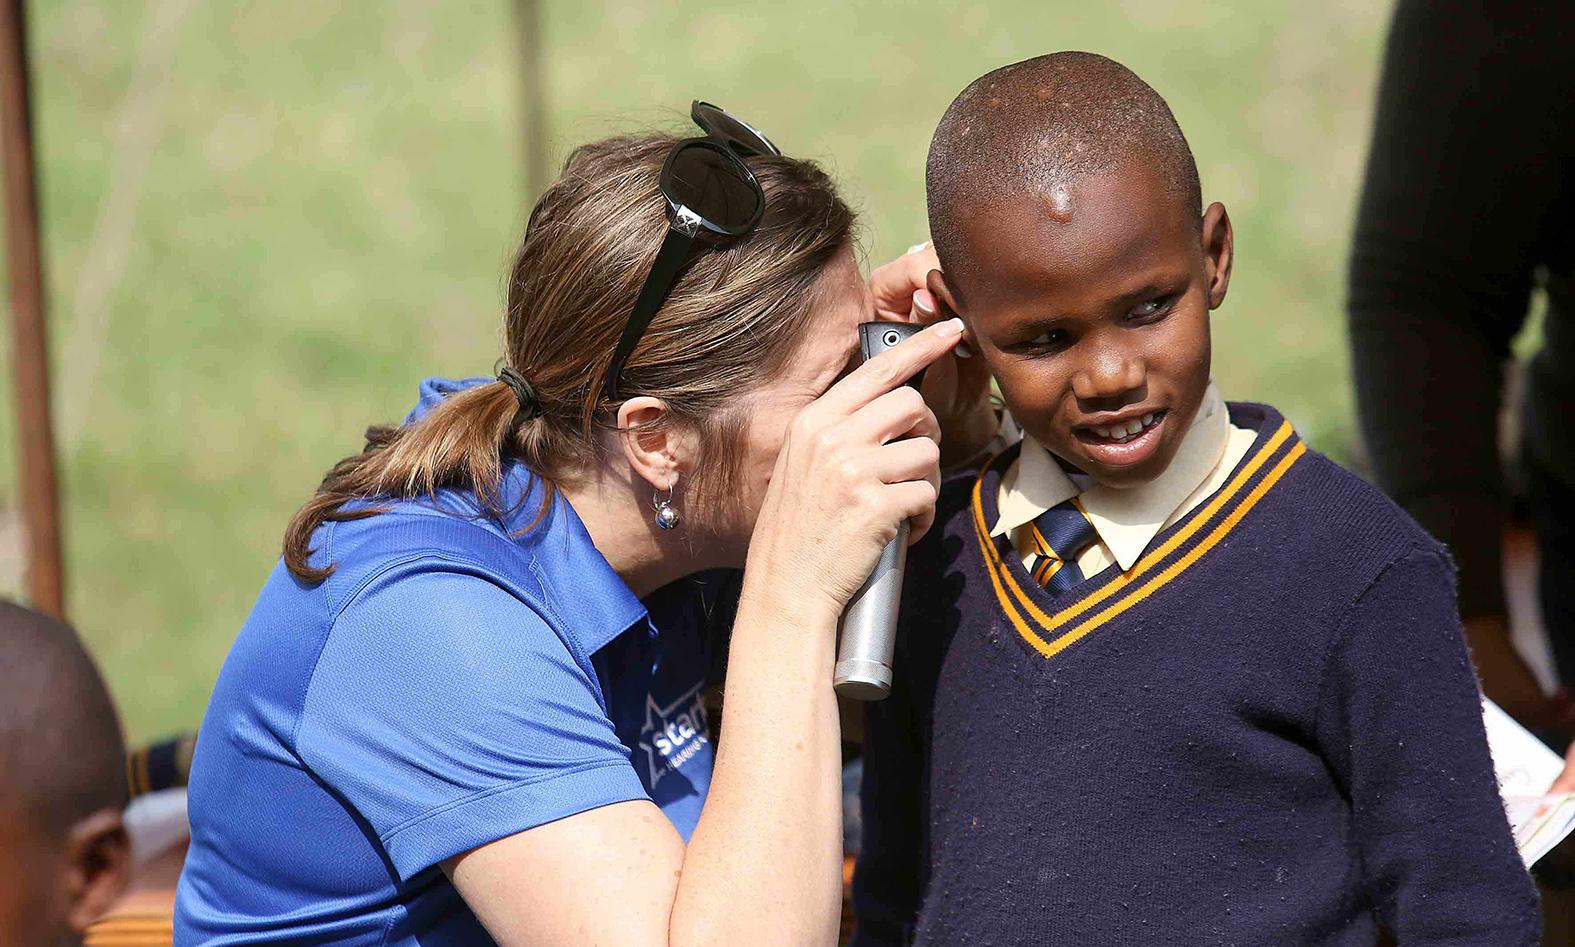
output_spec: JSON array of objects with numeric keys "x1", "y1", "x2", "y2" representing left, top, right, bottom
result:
[{"x1": 793, "y1": 257, "x2": 870, "y2": 385}]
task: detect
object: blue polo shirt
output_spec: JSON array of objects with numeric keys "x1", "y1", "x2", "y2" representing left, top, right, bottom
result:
[{"x1": 175, "y1": 378, "x2": 724, "y2": 945}]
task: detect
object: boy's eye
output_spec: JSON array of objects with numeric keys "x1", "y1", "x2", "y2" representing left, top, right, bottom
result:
[
  {"x1": 1025, "y1": 328, "x2": 1070, "y2": 349},
  {"x1": 1129, "y1": 295, "x2": 1177, "y2": 322}
]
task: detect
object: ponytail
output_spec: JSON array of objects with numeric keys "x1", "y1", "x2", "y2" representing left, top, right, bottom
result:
[{"x1": 282, "y1": 381, "x2": 529, "y2": 583}]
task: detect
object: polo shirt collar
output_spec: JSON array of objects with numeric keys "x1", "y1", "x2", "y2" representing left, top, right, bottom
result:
[
  {"x1": 991, "y1": 380, "x2": 1231, "y2": 572},
  {"x1": 498, "y1": 461, "x2": 652, "y2": 654},
  {"x1": 407, "y1": 376, "x2": 650, "y2": 655}
]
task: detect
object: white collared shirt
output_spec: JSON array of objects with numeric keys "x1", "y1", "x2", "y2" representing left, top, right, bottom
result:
[{"x1": 991, "y1": 381, "x2": 1257, "y2": 577}]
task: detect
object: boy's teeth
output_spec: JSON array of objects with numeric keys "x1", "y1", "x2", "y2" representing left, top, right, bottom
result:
[{"x1": 1091, "y1": 412, "x2": 1161, "y2": 442}]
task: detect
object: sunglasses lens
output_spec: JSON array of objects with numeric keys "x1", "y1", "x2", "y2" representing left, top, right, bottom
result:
[
  {"x1": 666, "y1": 143, "x2": 763, "y2": 232},
  {"x1": 692, "y1": 101, "x2": 781, "y2": 157}
]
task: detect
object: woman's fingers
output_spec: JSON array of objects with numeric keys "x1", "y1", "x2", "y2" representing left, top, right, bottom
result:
[
  {"x1": 869, "y1": 242, "x2": 940, "y2": 322},
  {"x1": 1552, "y1": 740, "x2": 1575, "y2": 795},
  {"x1": 815, "y1": 318, "x2": 964, "y2": 418},
  {"x1": 840, "y1": 385, "x2": 942, "y2": 448},
  {"x1": 828, "y1": 382, "x2": 944, "y2": 546},
  {"x1": 869, "y1": 436, "x2": 942, "y2": 487},
  {"x1": 746, "y1": 314, "x2": 954, "y2": 617},
  {"x1": 877, "y1": 442, "x2": 943, "y2": 545},
  {"x1": 885, "y1": 478, "x2": 940, "y2": 546}
]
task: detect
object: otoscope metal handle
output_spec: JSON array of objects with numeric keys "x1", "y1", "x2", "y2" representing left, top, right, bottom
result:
[
  {"x1": 834, "y1": 321, "x2": 926, "y2": 701},
  {"x1": 834, "y1": 520, "x2": 908, "y2": 699}
]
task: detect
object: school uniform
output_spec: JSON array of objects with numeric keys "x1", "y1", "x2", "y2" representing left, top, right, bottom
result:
[
  {"x1": 176, "y1": 378, "x2": 729, "y2": 946},
  {"x1": 853, "y1": 391, "x2": 1540, "y2": 946}
]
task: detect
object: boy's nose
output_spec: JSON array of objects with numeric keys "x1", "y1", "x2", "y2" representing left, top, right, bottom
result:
[{"x1": 1071, "y1": 352, "x2": 1146, "y2": 406}]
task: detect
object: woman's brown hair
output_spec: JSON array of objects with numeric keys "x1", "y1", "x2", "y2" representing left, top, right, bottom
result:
[{"x1": 283, "y1": 134, "x2": 855, "y2": 582}]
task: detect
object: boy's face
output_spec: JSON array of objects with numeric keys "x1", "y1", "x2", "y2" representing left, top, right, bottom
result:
[{"x1": 934, "y1": 164, "x2": 1232, "y2": 489}]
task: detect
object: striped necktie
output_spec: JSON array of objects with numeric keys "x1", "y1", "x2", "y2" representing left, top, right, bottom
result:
[{"x1": 1026, "y1": 499, "x2": 1099, "y2": 595}]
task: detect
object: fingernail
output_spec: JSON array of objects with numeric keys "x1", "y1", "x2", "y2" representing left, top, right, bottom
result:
[
  {"x1": 913, "y1": 289, "x2": 936, "y2": 316},
  {"x1": 934, "y1": 317, "x2": 964, "y2": 337}
]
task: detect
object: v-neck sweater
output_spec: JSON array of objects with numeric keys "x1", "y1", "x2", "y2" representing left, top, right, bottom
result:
[{"x1": 853, "y1": 402, "x2": 1538, "y2": 947}]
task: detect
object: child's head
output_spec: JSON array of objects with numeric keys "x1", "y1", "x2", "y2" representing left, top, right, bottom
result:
[
  {"x1": 926, "y1": 52, "x2": 1233, "y2": 488},
  {"x1": 0, "y1": 602, "x2": 130, "y2": 946}
]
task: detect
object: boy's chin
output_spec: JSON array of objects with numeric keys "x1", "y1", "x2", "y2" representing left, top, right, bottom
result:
[{"x1": 1081, "y1": 460, "x2": 1172, "y2": 490}]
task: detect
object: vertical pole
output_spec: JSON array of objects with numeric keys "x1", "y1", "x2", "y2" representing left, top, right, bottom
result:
[
  {"x1": 515, "y1": 0, "x2": 548, "y2": 202},
  {"x1": 0, "y1": 0, "x2": 65, "y2": 618}
]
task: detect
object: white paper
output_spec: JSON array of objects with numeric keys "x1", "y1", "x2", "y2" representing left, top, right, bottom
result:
[
  {"x1": 1482, "y1": 699, "x2": 1575, "y2": 867},
  {"x1": 123, "y1": 786, "x2": 190, "y2": 864}
]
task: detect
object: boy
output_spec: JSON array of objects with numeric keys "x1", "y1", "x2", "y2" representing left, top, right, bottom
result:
[
  {"x1": 853, "y1": 52, "x2": 1539, "y2": 945},
  {"x1": 0, "y1": 601, "x2": 132, "y2": 945}
]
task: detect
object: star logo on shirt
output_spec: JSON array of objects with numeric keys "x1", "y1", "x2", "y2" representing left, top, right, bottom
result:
[{"x1": 636, "y1": 682, "x2": 711, "y2": 788}]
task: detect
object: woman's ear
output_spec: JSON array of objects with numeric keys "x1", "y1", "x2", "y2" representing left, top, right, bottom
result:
[
  {"x1": 615, "y1": 397, "x2": 697, "y2": 492},
  {"x1": 64, "y1": 808, "x2": 131, "y2": 934},
  {"x1": 1201, "y1": 202, "x2": 1234, "y2": 310}
]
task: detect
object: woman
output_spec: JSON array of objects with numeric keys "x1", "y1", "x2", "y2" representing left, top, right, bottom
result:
[{"x1": 174, "y1": 110, "x2": 972, "y2": 946}]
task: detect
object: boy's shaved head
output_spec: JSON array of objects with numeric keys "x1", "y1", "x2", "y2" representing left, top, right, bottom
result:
[
  {"x1": 0, "y1": 601, "x2": 126, "y2": 830},
  {"x1": 927, "y1": 51, "x2": 1201, "y2": 292},
  {"x1": 922, "y1": 53, "x2": 1231, "y2": 490},
  {"x1": 0, "y1": 602, "x2": 131, "y2": 946}
]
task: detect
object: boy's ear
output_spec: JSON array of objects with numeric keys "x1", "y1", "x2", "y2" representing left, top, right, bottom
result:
[
  {"x1": 64, "y1": 807, "x2": 131, "y2": 934},
  {"x1": 925, "y1": 268, "x2": 960, "y2": 319},
  {"x1": 615, "y1": 397, "x2": 691, "y2": 494},
  {"x1": 924, "y1": 269, "x2": 975, "y2": 355},
  {"x1": 1201, "y1": 202, "x2": 1234, "y2": 310}
]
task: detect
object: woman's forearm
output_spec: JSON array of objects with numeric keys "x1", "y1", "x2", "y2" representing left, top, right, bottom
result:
[
  {"x1": 667, "y1": 318, "x2": 960, "y2": 945},
  {"x1": 669, "y1": 578, "x2": 845, "y2": 947}
]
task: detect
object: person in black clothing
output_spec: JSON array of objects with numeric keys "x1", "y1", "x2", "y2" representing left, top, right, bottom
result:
[{"x1": 1347, "y1": 0, "x2": 1575, "y2": 735}]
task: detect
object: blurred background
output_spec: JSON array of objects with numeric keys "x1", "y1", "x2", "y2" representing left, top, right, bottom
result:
[{"x1": 1, "y1": 0, "x2": 1409, "y2": 741}]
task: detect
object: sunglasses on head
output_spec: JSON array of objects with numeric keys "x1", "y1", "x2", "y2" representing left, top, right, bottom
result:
[{"x1": 602, "y1": 101, "x2": 781, "y2": 401}]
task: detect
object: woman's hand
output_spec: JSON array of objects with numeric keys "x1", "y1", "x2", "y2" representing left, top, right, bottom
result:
[
  {"x1": 1552, "y1": 741, "x2": 1575, "y2": 795},
  {"x1": 746, "y1": 317, "x2": 964, "y2": 621},
  {"x1": 869, "y1": 244, "x2": 998, "y2": 469},
  {"x1": 446, "y1": 324, "x2": 967, "y2": 947}
]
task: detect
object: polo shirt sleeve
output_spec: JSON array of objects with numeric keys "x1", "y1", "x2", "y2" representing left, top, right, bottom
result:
[{"x1": 294, "y1": 560, "x2": 649, "y2": 880}]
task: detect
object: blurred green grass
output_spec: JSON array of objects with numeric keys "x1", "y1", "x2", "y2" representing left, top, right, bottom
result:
[{"x1": 0, "y1": 0, "x2": 1389, "y2": 740}]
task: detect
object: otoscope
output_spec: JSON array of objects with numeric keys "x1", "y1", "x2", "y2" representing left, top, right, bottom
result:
[{"x1": 833, "y1": 321, "x2": 928, "y2": 701}]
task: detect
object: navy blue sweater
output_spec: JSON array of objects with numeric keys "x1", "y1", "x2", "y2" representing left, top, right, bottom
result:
[{"x1": 853, "y1": 403, "x2": 1539, "y2": 946}]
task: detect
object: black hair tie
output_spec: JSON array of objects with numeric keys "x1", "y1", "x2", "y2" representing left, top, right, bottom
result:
[{"x1": 497, "y1": 367, "x2": 543, "y2": 420}]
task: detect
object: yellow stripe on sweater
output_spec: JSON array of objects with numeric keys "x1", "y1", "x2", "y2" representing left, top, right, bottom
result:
[
  {"x1": 1026, "y1": 441, "x2": 1307, "y2": 659},
  {"x1": 970, "y1": 421, "x2": 1299, "y2": 658},
  {"x1": 976, "y1": 420, "x2": 1292, "y2": 630},
  {"x1": 973, "y1": 494, "x2": 1041, "y2": 648}
]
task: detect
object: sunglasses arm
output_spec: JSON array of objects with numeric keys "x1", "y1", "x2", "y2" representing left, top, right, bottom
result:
[{"x1": 603, "y1": 223, "x2": 698, "y2": 401}]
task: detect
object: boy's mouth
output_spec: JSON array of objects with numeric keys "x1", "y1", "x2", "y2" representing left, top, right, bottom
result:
[{"x1": 1072, "y1": 409, "x2": 1168, "y2": 467}]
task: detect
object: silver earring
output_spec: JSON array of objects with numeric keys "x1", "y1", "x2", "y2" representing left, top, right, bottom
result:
[{"x1": 653, "y1": 478, "x2": 681, "y2": 531}]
